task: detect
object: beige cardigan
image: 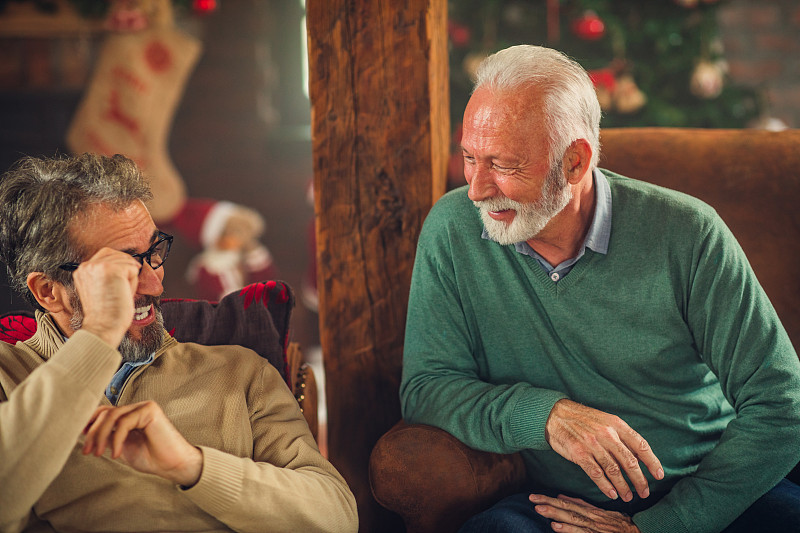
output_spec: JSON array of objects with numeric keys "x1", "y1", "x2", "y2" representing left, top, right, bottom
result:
[{"x1": 0, "y1": 313, "x2": 357, "y2": 533}]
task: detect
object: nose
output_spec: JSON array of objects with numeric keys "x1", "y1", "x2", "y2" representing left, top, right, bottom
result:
[
  {"x1": 137, "y1": 261, "x2": 164, "y2": 296},
  {"x1": 466, "y1": 163, "x2": 497, "y2": 202}
]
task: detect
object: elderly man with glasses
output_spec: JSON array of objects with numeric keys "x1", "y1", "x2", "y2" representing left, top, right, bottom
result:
[{"x1": 0, "y1": 154, "x2": 357, "y2": 533}]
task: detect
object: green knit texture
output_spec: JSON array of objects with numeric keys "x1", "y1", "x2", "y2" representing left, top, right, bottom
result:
[{"x1": 401, "y1": 171, "x2": 800, "y2": 533}]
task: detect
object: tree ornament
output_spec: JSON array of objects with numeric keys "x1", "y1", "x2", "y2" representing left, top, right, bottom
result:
[
  {"x1": 589, "y1": 68, "x2": 616, "y2": 111},
  {"x1": 462, "y1": 52, "x2": 487, "y2": 81},
  {"x1": 572, "y1": 11, "x2": 605, "y2": 41},
  {"x1": 448, "y1": 21, "x2": 471, "y2": 48},
  {"x1": 502, "y1": 2, "x2": 526, "y2": 27},
  {"x1": 690, "y1": 60, "x2": 725, "y2": 99},
  {"x1": 193, "y1": 0, "x2": 218, "y2": 15},
  {"x1": 748, "y1": 115, "x2": 788, "y2": 131},
  {"x1": 613, "y1": 75, "x2": 647, "y2": 114}
]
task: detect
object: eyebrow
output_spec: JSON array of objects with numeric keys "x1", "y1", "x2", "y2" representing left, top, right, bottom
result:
[{"x1": 120, "y1": 229, "x2": 161, "y2": 255}]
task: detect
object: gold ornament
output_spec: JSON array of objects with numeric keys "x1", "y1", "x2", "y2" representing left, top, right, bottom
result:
[
  {"x1": 690, "y1": 60, "x2": 725, "y2": 99},
  {"x1": 613, "y1": 75, "x2": 647, "y2": 114}
]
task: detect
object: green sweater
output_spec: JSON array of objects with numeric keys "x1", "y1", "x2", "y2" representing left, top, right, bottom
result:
[{"x1": 400, "y1": 171, "x2": 800, "y2": 533}]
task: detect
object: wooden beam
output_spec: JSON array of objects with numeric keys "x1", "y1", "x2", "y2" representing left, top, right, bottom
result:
[{"x1": 306, "y1": 0, "x2": 448, "y2": 530}]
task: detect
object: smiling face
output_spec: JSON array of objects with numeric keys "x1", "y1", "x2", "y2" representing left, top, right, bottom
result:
[
  {"x1": 65, "y1": 200, "x2": 166, "y2": 362},
  {"x1": 461, "y1": 86, "x2": 572, "y2": 244}
]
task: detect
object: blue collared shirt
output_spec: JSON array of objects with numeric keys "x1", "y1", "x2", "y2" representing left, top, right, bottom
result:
[
  {"x1": 105, "y1": 354, "x2": 154, "y2": 405},
  {"x1": 481, "y1": 168, "x2": 612, "y2": 282}
]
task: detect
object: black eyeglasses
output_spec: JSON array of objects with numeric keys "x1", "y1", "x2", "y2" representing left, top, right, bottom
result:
[{"x1": 59, "y1": 231, "x2": 173, "y2": 273}]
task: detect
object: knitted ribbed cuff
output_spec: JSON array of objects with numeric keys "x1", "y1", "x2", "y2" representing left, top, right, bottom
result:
[
  {"x1": 633, "y1": 502, "x2": 690, "y2": 533},
  {"x1": 54, "y1": 330, "x2": 122, "y2": 390},
  {"x1": 181, "y1": 446, "x2": 243, "y2": 516},
  {"x1": 508, "y1": 388, "x2": 568, "y2": 450}
]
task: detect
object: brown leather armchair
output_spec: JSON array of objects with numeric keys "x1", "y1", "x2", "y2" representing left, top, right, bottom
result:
[{"x1": 369, "y1": 128, "x2": 800, "y2": 533}]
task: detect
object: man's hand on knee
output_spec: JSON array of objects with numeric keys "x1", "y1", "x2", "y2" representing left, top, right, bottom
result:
[{"x1": 545, "y1": 399, "x2": 664, "y2": 502}]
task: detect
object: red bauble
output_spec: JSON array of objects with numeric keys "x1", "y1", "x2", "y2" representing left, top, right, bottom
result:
[
  {"x1": 572, "y1": 11, "x2": 605, "y2": 41},
  {"x1": 193, "y1": 0, "x2": 218, "y2": 14},
  {"x1": 448, "y1": 21, "x2": 471, "y2": 48},
  {"x1": 588, "y1": 68, "x2": 616, "y2": 92}
]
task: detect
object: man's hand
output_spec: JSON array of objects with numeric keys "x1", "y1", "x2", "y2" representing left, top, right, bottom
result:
[
  {"x1": 82, "y1": 401, "x2": 203, "y2": 487},
  {"x1": 72, "y1": 248, "x2": 141, "y2": 348},
  {"x1": 545, "y1": 399, "x2": 663, "y2": 502},
  {"x1": 530, "y1": 494, "x2": 640, "y2": 533}
]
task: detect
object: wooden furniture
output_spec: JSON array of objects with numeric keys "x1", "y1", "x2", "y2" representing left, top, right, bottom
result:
[{"x1": 369, "y1": 127, "x2": 800, "y2": 533}]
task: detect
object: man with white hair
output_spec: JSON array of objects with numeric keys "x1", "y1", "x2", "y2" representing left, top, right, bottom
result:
[{"x1": 401, "y1": 45, "x2": 800, "y2": 533}]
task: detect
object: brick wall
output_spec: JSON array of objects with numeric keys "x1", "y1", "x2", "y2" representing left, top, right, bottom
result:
[{"x1": 718, "y1": 0, "x2": 800, "y2": 128}]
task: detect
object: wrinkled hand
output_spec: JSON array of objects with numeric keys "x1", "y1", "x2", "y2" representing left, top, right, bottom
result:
[
  {"x1": 71, "y1": 247, "x2": 141, "y2": 348},
  {"x1": 545, "y1": 399, "x2": 663, "y2": 502},
  {"x1": 530, "y1": 494, "x2": 640, "y2": 533},
  {"x1": 82, "y1": 401, "x2": 203, "y2": 487}
]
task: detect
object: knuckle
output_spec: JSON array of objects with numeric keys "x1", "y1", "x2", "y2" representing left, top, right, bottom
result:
[
  {"x1": 624, "y1": 456, "x2": 640, "y2": 470},
  {"x1": 603, "y1": 462, "x2": 622, "y2": 477},
  {"x1": 572, "y1": 448, "x2": 591, "y2": 463},
  {"x1": 568, "y1": 510, "x2": 587, "y2": 525},
  {"x1": 602, "y1": 428, "x2": 621, "y2": 442},
  {"x1": 586, "y1": 465, "x2": 606, "y2": 480}
]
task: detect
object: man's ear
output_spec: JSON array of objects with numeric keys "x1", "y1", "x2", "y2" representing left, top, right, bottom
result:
[
  {"x1": 26, "y1": 272, "x2": 69, "y2": 314},
  {"x1": 562, "y1": 139, "x2": 593, "y2": 184}
]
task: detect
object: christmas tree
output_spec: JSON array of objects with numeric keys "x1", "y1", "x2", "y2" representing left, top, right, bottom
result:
[{"x1": 447, "y1": 0, "x2": 762, "y2": 130}]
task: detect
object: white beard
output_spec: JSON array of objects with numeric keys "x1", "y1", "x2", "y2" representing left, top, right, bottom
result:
[{"x1": 475, "y1": 165, "x2": 572, "y2": 245}]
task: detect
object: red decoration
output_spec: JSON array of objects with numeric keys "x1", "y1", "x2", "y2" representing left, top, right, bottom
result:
[
  {"x1": 588, "y1": 68, "x2": 616, "y2": 92},
  {"x1": 105, "y1": 1, "x2": 149, "y2": 32},
  {"x1": 572, "y1": 11, "x2": 605, "y2": 41},
  {"x1": 193, "y1": 0, "x2": 218, "y2": 15},
  {"x1": 145, "y1": 40, "x2": 173, "y2": 73},
  {"x1": 448, "y1": 21, "x2": 471, "y2": 48}
]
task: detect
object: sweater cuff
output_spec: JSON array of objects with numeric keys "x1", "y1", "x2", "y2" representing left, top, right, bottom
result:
[
  {"x1": 54, "y1": 330, "x2": 122, "y2": 389},
  {"x1": 508, "y1": 388, "x2": 568, "y2": 450},
  {"x1": 633, "y1": 501, "x2": 689, "y2": 533},
  {"x1": 181, "y1": 446, "x2": 243, "y2": 516}
]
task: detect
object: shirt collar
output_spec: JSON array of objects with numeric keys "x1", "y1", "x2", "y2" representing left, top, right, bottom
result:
[
  {"x1": 583, "y1": 168, "x2": 612, "y2": 255},
  {"x1": 480, "y1": 168, "x2": 612, "y2": 255}
]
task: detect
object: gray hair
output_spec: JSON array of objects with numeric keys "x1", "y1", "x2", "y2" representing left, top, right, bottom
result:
[
  {"x1": 0, "y1": 153, "x2": 152, "y2": 309},
  {"x1": 473, "y1": 45, "x2": 601, "y2": 169}
]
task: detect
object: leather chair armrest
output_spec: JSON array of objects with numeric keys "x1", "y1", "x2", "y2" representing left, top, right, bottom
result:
[{"x1": 369, "y1": 420, "x2": 527, "y2": 533}]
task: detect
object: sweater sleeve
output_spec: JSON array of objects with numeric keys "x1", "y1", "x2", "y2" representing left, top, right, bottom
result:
[
  {"x1": 0, "y1": 330, "x2": 121, "y2": 533},
  {"x1": 633, "y1": 213, "x2": 800, "y2": 533},
  {"x1": 400, "y1": 200, "x2": 567, "y2": 454},
  {"x1": 179, "y1": 362, "x2": 358, "y2": 533}
]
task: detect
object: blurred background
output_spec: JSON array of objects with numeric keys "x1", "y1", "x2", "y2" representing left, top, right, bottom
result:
[{"x1": 0, "y1": 0, "x2": 798, "y2": 408}]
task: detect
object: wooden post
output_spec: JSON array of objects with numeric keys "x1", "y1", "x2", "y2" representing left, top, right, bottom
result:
[{"x1": 306, "y1": 1, "x2": 448, "y2": 530}]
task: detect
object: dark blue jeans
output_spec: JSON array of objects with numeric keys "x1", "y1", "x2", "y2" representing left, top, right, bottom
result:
[{"x1": 458, "y1": 479, "x2": 800, "y2": 533}]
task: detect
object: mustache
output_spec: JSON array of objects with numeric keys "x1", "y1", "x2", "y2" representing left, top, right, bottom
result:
[
  {"x1": 473, "y1": 196, "x2": 525, "y2": 212},
  {"x1": 134, "y1": 294, "x2": 162, "y2": 309}
]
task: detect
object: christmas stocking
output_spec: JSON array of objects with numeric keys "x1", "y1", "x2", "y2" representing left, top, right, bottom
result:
[
  {"x1": 66, "y1": 0, "x2": 201, "y2": 223},
  {"x1": 67, "y1": 0, "x2": 276, "y2": 299}
]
